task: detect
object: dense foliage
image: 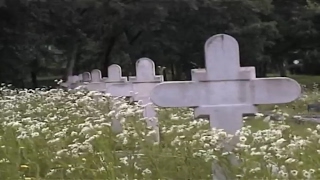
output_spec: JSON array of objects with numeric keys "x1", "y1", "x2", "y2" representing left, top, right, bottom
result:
[{"x1": 1, "y1": 0, "x2": 320, "y2": 87}]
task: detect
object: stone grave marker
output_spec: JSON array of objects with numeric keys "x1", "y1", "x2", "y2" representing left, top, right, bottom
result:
[
  {"x1": 107, "y1": 58, "x2": 164, "y2": 142},
  {"x1": 149, "y1": 34, "x2": 301, "y2": 179},
  {"x1": 60, "y1": 74, "x2": 83, "y2": 89},
  {"x1": 75, "y1": 72, "x2": 91, "y2": 89},
  {"x1": 82, "y1": 65, "x2": 128, "y2": 133},
  {"x1": 85, "y1": 64, "x2": 127, "y2": 92},
  {"x1": 62, "y1": 65, "x2": 130, "y2": 133},
  {"x1": 82, "y1": 72, "x2": 91, "y2": 82}
]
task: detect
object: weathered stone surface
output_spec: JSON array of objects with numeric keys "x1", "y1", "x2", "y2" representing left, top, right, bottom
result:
[
  {"x1": 107, "y1": 58, "x2": 164, "y2": 142},
  {"x1": 85, "y1": 65, "x2": 127, "y2": 92},
  {"x1": 151, "y1": 34, "x2": 301, "y2": 135},
  {"x1": 150, "y1": 34, "x2": 301, "y2": 180}
]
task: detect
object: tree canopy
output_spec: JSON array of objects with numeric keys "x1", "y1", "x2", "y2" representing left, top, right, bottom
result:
[{"x1": 1, "y1": 0, "x2": 320, "y2": 88}]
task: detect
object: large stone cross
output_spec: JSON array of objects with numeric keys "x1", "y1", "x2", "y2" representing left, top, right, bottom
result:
[
  {"x1": 107, "y1": 58, "x2": 164, "y2": 141},
  {"x1": 149, "y1": 34, "x2": 301, "y2": 179},
  {"x1": 85, "y1": 64, "x2": 128, "y2": 92}
]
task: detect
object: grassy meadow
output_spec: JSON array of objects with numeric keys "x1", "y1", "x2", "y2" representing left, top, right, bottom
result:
[{"x1": 1, "y1": 75, "x2": 320, "y2": 179}]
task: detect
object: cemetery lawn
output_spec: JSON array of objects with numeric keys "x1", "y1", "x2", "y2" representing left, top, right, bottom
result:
[
  {"x1": 1, "y1": 85, "x2": 320, "y2": 179},
  {"x1": 268, "y1": 74, "x2": 320, "y2": 89}
]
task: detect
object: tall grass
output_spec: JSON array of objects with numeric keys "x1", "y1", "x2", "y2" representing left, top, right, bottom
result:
[{"x1": 0, "y1": 84, "x2": 320, "y2": 179}]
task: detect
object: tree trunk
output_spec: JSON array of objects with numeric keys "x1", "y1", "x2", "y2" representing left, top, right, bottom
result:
[
  {"x1": 170, "y1": 63, "x2": 175, "y2": 80},
  {"x1": 18, "y1": 78, "x2": 25, "y2": 89},
  {"x1": 256, "y1": 62, "x2": 267, "y2": 78},
  {"x1": 74, "y1": 53, "x2": 81, "y2": 75},
  {"x1": 175, "y1": 64, "x2": 183, "y2": 80},
  {"x1": 30, "y1": 71, "x2": 38, "y2": 88},
  {"x1": 63, "y1": 43, "x2": 79, "y2": 80},
  {"x1": 124, "y1": 30, "x2": 144, "y2": 76},
  {"x1": 101, "y1": 37, "x2": 117, "y2": 76},
  {"x1": 162, "y1": 68, "x2": 167, "y2": 81},
  {"x1": 157, "y1": 66, "x2": 167, "y2": 81},
  {"x1": 278, "y1": 62, "x2": 287, "y2": 77},
  {"x1": 183, "y1": 63, "x2": 192, "y2": 80},
  {"x1": 30, "y1": 59, "x2": 39, "y2": 88}
]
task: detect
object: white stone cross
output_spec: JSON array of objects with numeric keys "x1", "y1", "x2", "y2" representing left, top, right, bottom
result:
[
  {"x1": 107, "y1": 58, "x2": 164, "y2": 141},
  {"x1": 149, "y1": 34, "x2": 301, "y2": 179},
  {"x1": 85, "y1": 64, "x2": 128, "y2": 92}
]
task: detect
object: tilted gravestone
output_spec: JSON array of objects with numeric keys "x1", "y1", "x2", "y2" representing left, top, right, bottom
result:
[
  {"x1": 107, "y1": 58, "x2": 164, "y2": 142},
  {"x1": 150, "y1": 34, "x2": 301, "y2": 179}
]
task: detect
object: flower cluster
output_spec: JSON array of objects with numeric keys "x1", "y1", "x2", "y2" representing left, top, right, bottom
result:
[{"x1": 0, "y1": 84, "x2": 320, "y2": 179}]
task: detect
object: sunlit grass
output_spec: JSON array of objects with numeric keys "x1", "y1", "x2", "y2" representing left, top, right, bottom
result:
[{"x1": 0, "y1": 83, "x2": 320, "y2": 179}]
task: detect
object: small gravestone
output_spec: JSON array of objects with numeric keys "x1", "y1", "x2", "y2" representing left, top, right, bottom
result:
[
  {"x1": 82, "y1": 72, "x2": 91, "y2": 82},
  {"x1": 83, "y1": 65, "x2": 128, "y2": 133},
  {"x1": 63, "y1": 66, "x2": 128, "y2": 134},
  {"x1": 76, "y1": 72, "x2": 90, "y2": 89},
  {"x1": 85, "y1": 65, "x2": 127, "y2": 92},
  {"x1": 150, "y1": 34, "x2": 301, "y2": 180},
  {"x1": 86, "y1": 69, "x2": 105, "y2": 91},
  {"x1": 107, "y1": 58, "x2": 164, "y2": 142},
  {"x1": 105, "y1": 64, "x2": 128, "y2": 83},
  {"x1": 61, "y1": 74, "x2": 83, "y2": 89}
]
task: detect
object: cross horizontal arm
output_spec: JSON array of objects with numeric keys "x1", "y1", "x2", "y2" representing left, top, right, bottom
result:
[
  {"x1": 150, "y1": 78, "x2": 301, "y2": 108},
  {"x1": 106, "y1": 83, "x2": 134, "y2": 97},
  {"x1": 252, "y1": 77, "x2": 301, "y2": 104}
]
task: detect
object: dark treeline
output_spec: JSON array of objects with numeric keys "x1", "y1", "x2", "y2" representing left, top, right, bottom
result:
[{"x1": 1, "y1": 0, "x2": 320, "y2": 88}]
